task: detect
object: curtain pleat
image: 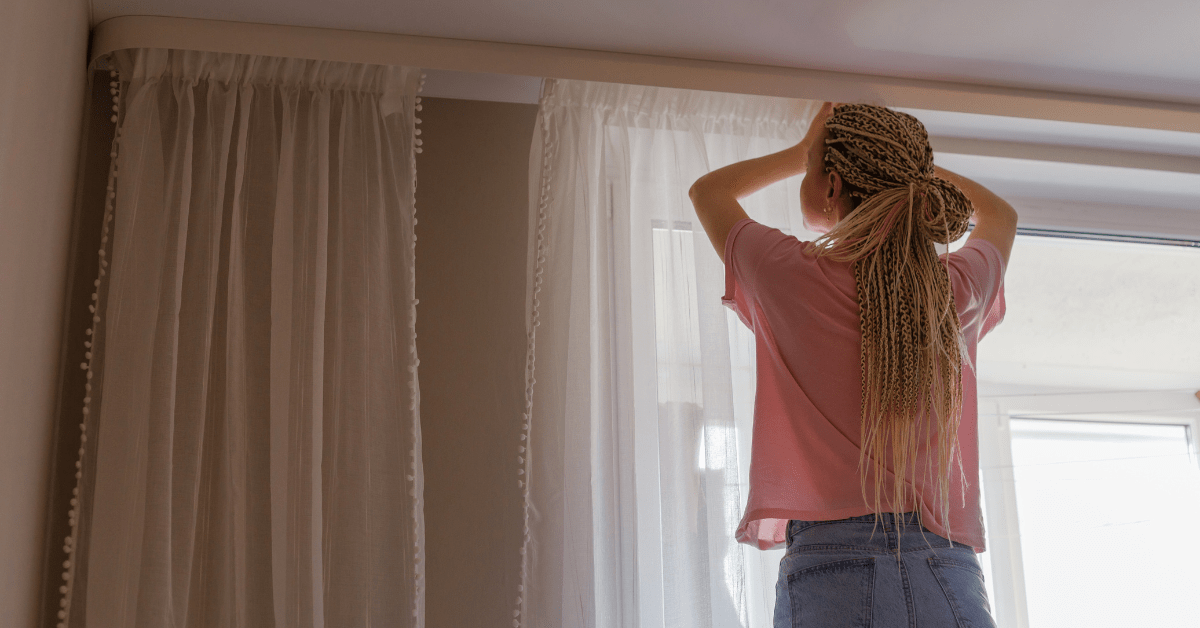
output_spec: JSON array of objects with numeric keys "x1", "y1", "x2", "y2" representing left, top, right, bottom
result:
[
  {"x1": 522, "y1": 79, "x2": 820, "y2": 628},
  {"x1": 64, "y1": 48, "x2": 424, "y2": 628}
]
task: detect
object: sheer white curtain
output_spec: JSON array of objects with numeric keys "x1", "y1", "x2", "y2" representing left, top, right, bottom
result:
[
  {"x1": 521, "y1": 79, "x2": 820, "y2": 628},
  {"x1": 61, "y1": 49, "x2": 424, "y2": 628}
]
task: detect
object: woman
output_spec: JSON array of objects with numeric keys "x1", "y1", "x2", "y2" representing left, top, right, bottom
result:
[{"x1": 689, "y1": 102, "x2": 1016, "y2": 627}]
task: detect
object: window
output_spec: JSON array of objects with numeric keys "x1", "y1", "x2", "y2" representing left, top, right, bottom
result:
[
  {"x1": 1011, "y1": 418, "x2": 1199, "y2": 627},
  {"x1": 980, "y1": 395, "x2": 1200, "y2": 628},
  {"x1": 649, "y1": 220, "x2": 763, "y2": 627},
  {"x1": 978, "y1": 234, "x2": 1200, "y2": 628},
  {"x1": 647, "y1": 218, "x2": 804, "y2": 627}
]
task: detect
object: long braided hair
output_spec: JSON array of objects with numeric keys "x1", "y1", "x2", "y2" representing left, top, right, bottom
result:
[{"x1": 809, "y1": 104, "x2": 974, "y2": 529}]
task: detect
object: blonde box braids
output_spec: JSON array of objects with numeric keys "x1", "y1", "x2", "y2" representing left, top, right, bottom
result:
[{"x1": 809, "y1": 104, "x2": 974, "y2": 534}]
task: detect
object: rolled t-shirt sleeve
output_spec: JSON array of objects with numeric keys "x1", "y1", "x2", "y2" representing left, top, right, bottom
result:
[
  {"x1": 722, "y1": 218, "x2": 789, "y2": 327},
  {"x1": 946, "y1": 238, "x2": 1007, "y2": 339}
]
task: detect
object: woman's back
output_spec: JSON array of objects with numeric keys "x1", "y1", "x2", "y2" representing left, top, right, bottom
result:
[{"x1": 722, "y1": 218, "x2": 1006, "y2": 551}]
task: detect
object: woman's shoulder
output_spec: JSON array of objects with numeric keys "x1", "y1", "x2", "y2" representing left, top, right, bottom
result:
[
  {"x1": 943, "y1": 238, "x2": 1007, "y2": 325},
  {"x1": 944, "y1": 239, "x2": 1006, "y2": 280}
]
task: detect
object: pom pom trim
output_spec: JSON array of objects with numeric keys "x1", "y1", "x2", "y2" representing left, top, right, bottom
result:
[
  {"x1": 512, "y1": 77, "x2": 558, "y2": 628},
  {"x1": 58, "y1": 63, "x2": 123, "y2": 624}
]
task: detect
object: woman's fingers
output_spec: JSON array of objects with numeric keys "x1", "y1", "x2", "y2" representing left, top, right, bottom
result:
[{"x1": 801, "y1": 102, "x2": 835, "y2": 146}]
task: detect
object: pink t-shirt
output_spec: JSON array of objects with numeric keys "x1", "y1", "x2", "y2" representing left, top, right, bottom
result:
[{"x1": 722, "y1": 218, "x2": 1006, "y2": 552}]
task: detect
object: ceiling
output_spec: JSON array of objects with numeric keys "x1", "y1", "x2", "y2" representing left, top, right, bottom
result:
[{"x1": 92, "y1": 0, "x2": 1200, "y2": 105}]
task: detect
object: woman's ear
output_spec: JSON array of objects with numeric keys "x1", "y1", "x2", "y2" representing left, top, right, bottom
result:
[{"x1": 825, "y1": 170, "x2": 843, "y2": 203}]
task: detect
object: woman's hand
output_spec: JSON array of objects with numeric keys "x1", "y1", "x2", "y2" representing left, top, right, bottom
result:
[{"x1": 798, "y1": 101, "x2": 835, "y2": 155}]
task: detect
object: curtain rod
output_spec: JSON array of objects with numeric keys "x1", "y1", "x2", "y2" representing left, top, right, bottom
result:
[
  {"x1": 91, "y1": 16, "x2": 1200, "y2": 134},
  {"x1": 1013, "y1": 227, "x2": 1200, "y2": 248}
]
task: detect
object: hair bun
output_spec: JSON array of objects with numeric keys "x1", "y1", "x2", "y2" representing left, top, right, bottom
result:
[{"x1": 918, "y1": 176, "x2": 973, "y2": 245}]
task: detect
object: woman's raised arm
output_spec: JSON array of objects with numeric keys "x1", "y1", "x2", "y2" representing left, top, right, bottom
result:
[{"x1": 689, "y1": 102, "x2": 834, "y2": 262}]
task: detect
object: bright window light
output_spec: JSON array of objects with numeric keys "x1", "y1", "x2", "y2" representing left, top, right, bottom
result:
[
  {"x1": 1008, "y1": 418, "x2": 1200, "y2": 628},
  {"x1": 652, "y1": 226, "x2": 705, "y2": 406}
]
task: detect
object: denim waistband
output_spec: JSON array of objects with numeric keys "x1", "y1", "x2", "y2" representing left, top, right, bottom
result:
[{"x1": 785, "y1": 512, "x2": 970, "y2": 554}]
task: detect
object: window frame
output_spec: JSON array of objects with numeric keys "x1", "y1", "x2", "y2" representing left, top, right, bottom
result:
[{"x1": 978, "y1": 388, "x2": 1200, "y2": 628}]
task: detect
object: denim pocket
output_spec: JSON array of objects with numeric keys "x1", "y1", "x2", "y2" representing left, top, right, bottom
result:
[
  {"x1": 787, "y1": 557, "x2": 875, "y2": 628},
  {"x1": 928, "y1": 558, "x2": 996, "y2": 628}
]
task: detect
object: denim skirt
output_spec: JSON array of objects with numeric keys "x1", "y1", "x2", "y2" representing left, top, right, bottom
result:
[{"x1": 773, "y1": 512, "x2": 995, "y2": 628}]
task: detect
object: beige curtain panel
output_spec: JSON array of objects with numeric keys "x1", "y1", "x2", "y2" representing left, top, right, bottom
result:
[{"x1": 59, "y1": 48, "x2": 425, "y2": 628}]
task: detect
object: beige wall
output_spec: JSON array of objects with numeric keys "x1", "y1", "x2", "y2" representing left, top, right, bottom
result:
[
  {"x1": 0, "y1": 0, "x2": 89, "y2": 627},
  {"x1": 415, "y1": 97, "x2": 537, "y2": 627},
  {"x1": 38, "y1": 71, "x2": 118, "y2": 628}
]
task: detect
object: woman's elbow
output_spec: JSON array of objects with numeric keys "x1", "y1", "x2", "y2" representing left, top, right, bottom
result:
[{"x1": 689, "y1": 175, "x2": 728, "y2": 204}]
